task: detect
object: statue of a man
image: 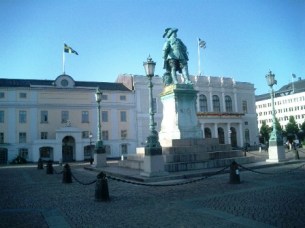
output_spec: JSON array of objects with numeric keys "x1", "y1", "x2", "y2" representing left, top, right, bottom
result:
[{"x1": 162, "y1": 28, "x2": 192, "y2": 85}]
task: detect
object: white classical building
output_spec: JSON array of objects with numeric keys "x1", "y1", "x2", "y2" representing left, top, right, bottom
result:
[
  {"x1": 0, "y1": 73, "x2": 258, "y2": 163},
  {"x1": 256, "y1": 77, "x2": 305, "y2": 131}
]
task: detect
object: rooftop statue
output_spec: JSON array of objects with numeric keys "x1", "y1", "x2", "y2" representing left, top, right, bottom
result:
[{"x1": 162, "y1": 28, "x2": 192, "y2": 86}]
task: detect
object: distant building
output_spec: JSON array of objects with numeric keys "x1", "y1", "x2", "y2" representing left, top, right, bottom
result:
[
  {"x1": 0, "y1": 74, "x2": 258, "y2": 164},
  {"x1": 256, "y1": 77, "x2": 305, "y2": 131}
]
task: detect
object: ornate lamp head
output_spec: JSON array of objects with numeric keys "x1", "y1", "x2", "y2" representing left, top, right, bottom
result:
[
  {"x1": 95, "y1": 88, "x2": 102, "y2": 103},
  {"x1": 265, "y1": 70, "x2": 277, "y2": 87},
  {"x1": 143, "y1": 55, "x2": 156, "y2": 77}
]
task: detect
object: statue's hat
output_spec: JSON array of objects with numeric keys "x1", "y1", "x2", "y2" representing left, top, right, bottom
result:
[{"x1": 163, "y1": 28, "x2": 178, "y2": 38}]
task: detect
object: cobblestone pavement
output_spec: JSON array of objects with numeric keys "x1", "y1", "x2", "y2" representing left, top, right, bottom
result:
[{"x1": 1, "y1": 160, "x2": 305, "y2": 228}]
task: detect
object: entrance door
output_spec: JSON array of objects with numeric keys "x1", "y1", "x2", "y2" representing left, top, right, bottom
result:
[
  {"x1": 230, "y1": 127, "x2": 237, "y2": 147},
  {"x1": 0, "y1": 148, "x2": 8, "y2": 164},
  {"x1": 62, "y1": 136, "x2": 75, "y2": 162},
  {"x1": 62, "y1": 145, "x2": 73, "y2": 162}
]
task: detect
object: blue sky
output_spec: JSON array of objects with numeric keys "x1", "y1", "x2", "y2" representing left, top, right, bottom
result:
[{"x1": 0, "y1": 0, "x2": 304, "y2": 95}]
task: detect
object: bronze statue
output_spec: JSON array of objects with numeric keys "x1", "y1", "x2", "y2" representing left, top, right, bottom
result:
[{"x1": 162, "y1": 28, "x2": 192, "y2": 85}]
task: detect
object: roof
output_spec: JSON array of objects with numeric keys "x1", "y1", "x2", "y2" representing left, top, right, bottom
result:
[
  {"x1": 255, "y1": 78, "x2": 305, "y2": 102},
  {"x1": 0, "y1": 76, "x2": 131, "y2": 91}
]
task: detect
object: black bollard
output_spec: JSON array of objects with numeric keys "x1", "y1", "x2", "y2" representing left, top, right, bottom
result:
[
  {"x1": 37, "y1": 158, "x2": 43, "y2": 170},
  {"x1": 229, "y1": 161, "x2": 240, "y2": 184},
  {"x1": 294, "y1": 149, "x2": 300, "y2": 160},
  {"x1": 46, "y1": 160, "x2": 53, "y2": 174},
  {"x1": 95, "y1": 172, "x2": 110, "y2": 202},
  {"x1": 62, "y1": 164, "x2": 72, "y2": 183}
]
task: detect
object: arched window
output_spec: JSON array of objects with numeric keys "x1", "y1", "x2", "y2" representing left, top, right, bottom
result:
[
  {"x1": 204, "y1": 128, "x2": 212, "y2": 138},
  {"x1": 218, "y1": 127, "x2": 225, "y2": 144},
  {"x1": 199, "y1": 94, "x2": 208, "y2": 112},
  {"x1": 225, "y1": 95, "x2": 233, "y2": 112},
  {"x1": 212, "y1": 95, "x2": 220, "y2": 112}
]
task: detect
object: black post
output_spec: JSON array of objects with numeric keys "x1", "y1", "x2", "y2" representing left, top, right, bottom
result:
[
  {"x1": 37, "y1": 158, "x2": 43, "y2": 170},
  {"x1": 95, "y1": 172, "x2": 110, "y2": 202},
  {"x1": 46, "y1": 160, "x2": 53, "y2": 174},
  {"x1": 229, "y1": 161, "x2": 240, "y2": 184},
  {"x1": 62, "y1": 164, "x2": 72, "y2": 183}
]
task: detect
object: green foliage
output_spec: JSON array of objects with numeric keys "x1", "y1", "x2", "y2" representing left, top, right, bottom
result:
[
  {"x1": 285, "y1": 116, "x2": 299, "y2": 142},
  {"x1": 259, "y1": 120, "x2": 271, "y2": 143},
  {"x1": 10, "y1": 155, "x2": 27, "y2": 164}
]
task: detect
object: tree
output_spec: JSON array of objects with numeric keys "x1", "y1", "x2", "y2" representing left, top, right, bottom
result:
[
  {"x1": 273, "y1": 117, "x2": 283, "y2": 133},
  {"x1": 260, "y1": 120, "x2": 271, "y2": 144},
  {"x1": 285, "y1": 116, "x2": 299, "y2": 143}
]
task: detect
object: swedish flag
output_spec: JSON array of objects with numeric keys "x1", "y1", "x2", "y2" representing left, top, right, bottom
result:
[{"x1": 64, "y1": 44, "x2": 78, "y2": 55}]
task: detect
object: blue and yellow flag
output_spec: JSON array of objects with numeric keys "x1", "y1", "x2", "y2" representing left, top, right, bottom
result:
[{"x1": 64, "y1": 44, "x2": 78, "y2": 55}]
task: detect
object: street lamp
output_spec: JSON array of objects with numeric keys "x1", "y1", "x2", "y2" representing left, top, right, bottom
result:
[
  {"x1": 94, "y1": 88, "x2": 106, "y2": 167},
  {"x1": 89, "y1": 132, "x2": 93, "y2": 164},
  {"x1": 265, "y1": 70, "x2": 285, "y2": 162},
  {"x1": 143, "y1": 56, "x2": 162, "y2": 155},
  {"x1": 140, "y1": 56, "x2": 166, "y2": 177}
]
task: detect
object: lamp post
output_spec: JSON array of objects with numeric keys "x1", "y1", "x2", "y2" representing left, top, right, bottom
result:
[
  {"x1": 140, "y1": 56, "x2": 166, "y2": 177},
  {"x1": 94, "y1": 88, "x2": 106, "y2": 167},
  {"x1": 89, "y1": 132, "x2": 93, "y2": 164},
  {"x1": 265, "y1": 70, "x2": 285, "y2": 162},
  {"x1": 143, "y1": 56, "x2": 162, "y2": 155}
]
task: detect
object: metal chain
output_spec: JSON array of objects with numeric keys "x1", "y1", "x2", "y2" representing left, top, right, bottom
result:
[
  {"x1": 107, "y1": 166, "x2": 229, "y2": 187},
  {"x1": 238, "y1": 162, "x2": 305, "y2": 175},
  {"x1": 71, "y1": 172, "x2": 97, "y2": 185}
]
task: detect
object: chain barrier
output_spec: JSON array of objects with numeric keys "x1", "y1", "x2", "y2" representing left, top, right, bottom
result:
[
  {"x1": 53, "y1": 168, "x2": 63, "y2": 175},
  {"x1": 246, "y1": 151, "x2": 268, "y2": 157},
  {"x1": 71, "y1": 172, "x2": 97, "y2": 185},
  {"x1": 238, "y1": 162, "x2": 305, "y2": 175},
  {"x1": 106, "y1": 165, "x2": 230, "y2": 187}
]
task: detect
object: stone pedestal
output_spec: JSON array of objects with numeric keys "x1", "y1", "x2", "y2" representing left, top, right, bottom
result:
[
  {"x1": 266, "y1": 145, "x2": 285, "y2": 162},
  {"x1": 159, "y1": 84, "x2": 202, "y2": 147},
  {"x1": 94, "y1": 153, "x2": 107, "y2": 168},
  {"x1": 140, "y1": 154, "x2": 167, "y2": 177},
  {"x1": 266, "y1": 134, "x2": 285, "y2": 163}
]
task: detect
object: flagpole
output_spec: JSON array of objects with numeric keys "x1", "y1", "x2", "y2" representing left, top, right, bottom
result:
[
  {"x1": 198, "y1": 38, "x2": 201, "y2": 76},
  {"x1": 63, "y1": 47, "x2": 65, "y2": 74}
]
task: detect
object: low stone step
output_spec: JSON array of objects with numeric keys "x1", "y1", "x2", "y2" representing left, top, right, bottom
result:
[{"x1": 164, "y1": 156, "x2": 255, "y2": 172}]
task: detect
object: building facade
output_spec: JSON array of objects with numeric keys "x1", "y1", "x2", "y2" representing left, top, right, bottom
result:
[
  {"x1": 256, "y1": 78, "x2": 305, "y2": 131},
  {"x1": 0, "y1": 73, "x2": 258, "y2": 164}
]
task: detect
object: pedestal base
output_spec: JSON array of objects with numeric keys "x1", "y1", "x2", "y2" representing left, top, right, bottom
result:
[
  {"x1": 159, "y1": 84, "x2": 202, "y2": 146},
  {"x1": 140, "y1": 155, "x2": 168, "y2": 177},
  {"x1": 94, "y1": 153, "x2": 107, "y2": 168},
  {"x1": 266, "y1": 145, "x2": 285, "y2": 163}
]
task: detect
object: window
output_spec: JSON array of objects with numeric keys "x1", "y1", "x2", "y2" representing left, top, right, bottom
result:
[
  {"x1": 120, "y1": 95, "x2": 126, "y2": 101},
  {"x1": 245, "y1": 129, "x2": 250, "y2": 143},
  {"x1": 120, "y1": 111, "x2": 127, "y2": 122},
  {"x1": 19, "y1": 148, "x2": 28, "y2": 159},
  {"x1": 121, "y1": 144, "x2": 128, "y2": 154},
  {"x1": 102, "y1": 111, "x2": 108, "y2": 122},
  {"x1": 61, "y1": 111, "x2": 69, "y2": 123},
  {"x1": 19, "y1": 111, "x2": 27, "y2": 123},
  {"x1": 82, "y1": 131, "x2": 90, "y2": 138},
  {"x1": 242, "y1": 101, "x2": 248, "y2": 113},
  {"x1": 152, "y1": 98, "x2": 157, "y2": 113},
  {"x1": 102, "y1": 94, "x2": 108, "y2": 100},
  {"x1": 102, "y1": 130, "x2": 109, "y2": 140},
  {"x1": 82, "y1": 111, "x2": 89, "y2": 123},
  {"x1": 0, "y1": 92, "x2": 4, "y2": 98},
  {"x1": 19, "y1": 132, "x2": 26, "y2": 143},
  {"x1": 212, "y1": 95, "x2": 220, "y2": 112},
  {"x1": 41, "y1": 111, "x2": 48, "y2": 123},
  {"x1": 199, "y1": 94, "x2": 208, "y2": 112},
  {"x1": 0, "y1": 111, "x2": 4, "y2": 123},
  {"x1": 0, "y1": 132, "x2": 4, "y2": 143},
  {"x1": 225, "y1": 95, "x2": 232, "y2": 112},
  {"x1": 19, "y1": 93, "x2": 27, "y2": 98},
  {"x1": 121, "y1": 130, "x2": 127, "y2": 139},
  {"x1": 41, "y1": 132, "x2": 48, "y2": 139},
  {"x1": 105, "y1": 145, "x2": 111, "y2": 155}
]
